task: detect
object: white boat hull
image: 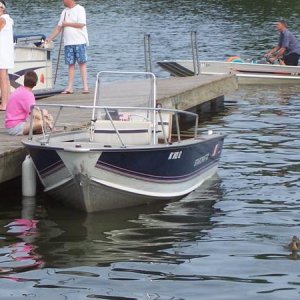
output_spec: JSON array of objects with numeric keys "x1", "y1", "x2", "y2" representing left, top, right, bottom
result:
[
  {"x1": 22, "y1": 71, "x2": 226, "y2": 213},
  {"x1": 24, "y1": 134, "x2": 224, "y2": 212},
  {"x1": 157, "y1": 60, "x2": 300, "y2": 84},
  {"x1": 9, "y1": 35, "x2": 53, "y2": 92},
  {"x1": 11, "y1": 46, "x2": 53, "y2": 91},
  {"x1": 47, "y1": 160, "x2": 218, "y2": 212}
]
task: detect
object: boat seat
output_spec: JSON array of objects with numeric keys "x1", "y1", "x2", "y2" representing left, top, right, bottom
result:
[
  {"x1": 91, "y1": 120, "x2": 151, "y2": 146},
  {"x1": 119, "y1": 111, "x2": 173, "y2": 143}
]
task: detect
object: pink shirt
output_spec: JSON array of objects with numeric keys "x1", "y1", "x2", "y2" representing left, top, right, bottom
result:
[{"x1": 5, "y1": 86, "x2": 35, "y2": 128}]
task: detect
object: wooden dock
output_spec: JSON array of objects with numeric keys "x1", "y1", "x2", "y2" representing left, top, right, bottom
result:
[{"x1": 0, "y1": 74, "x2": 237, "y2": 184}]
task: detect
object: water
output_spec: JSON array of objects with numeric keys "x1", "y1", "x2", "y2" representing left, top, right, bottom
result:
[
  {"x1": 1, "y1": 0, "x2": 300, "y2": 299},
  {"x1": 10, "y1": 0, "x2": 300, "y2": 89}
]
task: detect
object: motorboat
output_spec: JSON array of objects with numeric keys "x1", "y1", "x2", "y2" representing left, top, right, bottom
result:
[
  {"x1": 22, "y1": 71, "x2": 225, "y2": 213},
  {"x1": 11, "y1": 34, "x2": 62, "y2": 98},
  {"x1": 157, "y1": 58, "x2": 300, "y2": 84}
]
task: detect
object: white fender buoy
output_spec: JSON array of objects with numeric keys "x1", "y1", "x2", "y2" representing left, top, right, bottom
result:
[
  {"x1": 22, "y1": 155, "x2": 36, "y2": 197},
  {"x1": 22, "y1": 196, "x2": 36, "y2": 220}
]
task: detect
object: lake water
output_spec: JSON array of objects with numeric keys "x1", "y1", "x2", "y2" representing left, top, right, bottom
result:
[{"x1": 1, "y1": 1, "x2": 300, "y2": 299}]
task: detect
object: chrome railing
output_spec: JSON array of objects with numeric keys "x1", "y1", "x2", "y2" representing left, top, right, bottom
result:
[{"x1": 28, "y1": 104, "x2": 199, "y2": 147}]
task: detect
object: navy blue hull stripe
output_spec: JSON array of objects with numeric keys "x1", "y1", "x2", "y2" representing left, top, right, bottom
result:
[{"x1": 27, "y1": 148, "x2": 67, "y2": 179}]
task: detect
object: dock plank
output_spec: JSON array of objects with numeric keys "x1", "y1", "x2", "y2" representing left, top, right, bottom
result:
[{"x1": 0, "y1": 74, "x2": 237, "y2": 184}]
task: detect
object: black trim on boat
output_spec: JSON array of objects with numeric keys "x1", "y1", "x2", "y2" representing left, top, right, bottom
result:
[
  {"x1": 234, "y1": 68, "x2": 300, "y2": 76},
  {"x1": 34, "y1": 89, "x2": 64, "y2": 99},
  {"x1": 157, "y1": 61, "x2": 194, "y2": 77},
  {"x1": 14, "y1": 34, "x2": 46, "y2": 43}
]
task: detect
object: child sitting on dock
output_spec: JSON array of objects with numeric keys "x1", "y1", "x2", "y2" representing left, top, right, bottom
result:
[{"x1": 5, "y1": 71, "x2": 53, "y2": 135}]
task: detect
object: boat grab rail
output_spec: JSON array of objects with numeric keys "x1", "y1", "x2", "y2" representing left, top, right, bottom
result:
[{"x1": 27, "y1": 103, "x2": 199, "y2": 146}]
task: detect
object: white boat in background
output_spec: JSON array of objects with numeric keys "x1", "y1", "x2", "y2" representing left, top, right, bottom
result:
[
  {"x1": 157, "y1": 59, "x2": 300, "y2": 84},
  {"x1": 11, "y1": 34, "x2": 62, "y2": 98},
  {"x1": 22, "y1": 71, "x2": 226, "y2": 213}
]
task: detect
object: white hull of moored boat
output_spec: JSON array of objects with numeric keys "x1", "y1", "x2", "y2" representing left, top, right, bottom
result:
[
  {"x1": 22, "y1": 71, "x2": 226, "y2": 213},
  {"x1": 12, "y1": 46, "x2": 53, "y2": 90},
  {"x1": 157, "y1": 60, "x2": 300, "y2": 84},
  {"x1": 26, "y1": 134, "x2": 223, "y2": 213},
  {"x1": 45, "y1": 149, "x2": 217, "y2": 212},
  {"x1": 9, "y1": 35, "x2": 53, "y2": 92},
  {"x1": 46, "y1": 161, "x2": 218, "y2": 213}
]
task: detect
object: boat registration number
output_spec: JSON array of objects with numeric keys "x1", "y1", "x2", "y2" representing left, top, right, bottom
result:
[{"x1": 168, "y1": 151, "x2": 182, "y2": 160}]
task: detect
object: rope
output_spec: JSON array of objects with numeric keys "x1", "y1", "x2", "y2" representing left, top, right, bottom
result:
[{"x1": 53, "y1": 12, "x2": 66, "y2": 86}]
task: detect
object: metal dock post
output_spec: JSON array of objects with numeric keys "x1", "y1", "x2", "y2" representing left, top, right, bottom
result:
[
  {"x1": 191, "y1": 31, "x2": 200, "y2": 75},
  {"x1": 144, "y1": 34, "x2": 153, "y2": 73}
]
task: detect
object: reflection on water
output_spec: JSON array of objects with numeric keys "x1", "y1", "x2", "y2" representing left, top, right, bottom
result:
[
  {"x1": 0, "y1": 178, "x2": 225, "y2": 299},
  {"x1": 0, "y1": 197, "x2": 44, "y2": 274},
  {"x1": 1, "y1": 178, "x2": 220, "y2": 270}
]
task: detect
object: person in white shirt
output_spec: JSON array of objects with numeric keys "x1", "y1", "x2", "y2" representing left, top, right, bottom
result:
[
  {"x1": 0, "y1": 0, "x2": 14, "y2": 111},
  {"x1": 46, "y1": 0, "x2": 89, "y2": 94}
]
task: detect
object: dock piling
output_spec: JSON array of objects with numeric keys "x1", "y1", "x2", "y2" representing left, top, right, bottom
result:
[
  {"x1": 191, "y1": 31, "x2": 200, "y2": 75},
  {"x1": 144, "y1": 34, "x2": 153, "y2": 73}
]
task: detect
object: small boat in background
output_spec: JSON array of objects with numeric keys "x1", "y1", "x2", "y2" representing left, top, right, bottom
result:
[
  {"x1": 12, "y1": 34, "x2": 62, "y2": 98},
  {"x1": 157, "y1": 58, "x2": 300, "y2": 85},
  {"x1": 22, "y1": 71, "x2": 225, "y2": 213}
]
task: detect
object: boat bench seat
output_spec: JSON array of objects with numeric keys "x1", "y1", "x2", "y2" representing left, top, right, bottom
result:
[
  {"x1": 91, "y1": 120, "x2": 152, "y2": 146},
  {"x1": 121, "y1": 111, "x2": 173, "y2": 143}
]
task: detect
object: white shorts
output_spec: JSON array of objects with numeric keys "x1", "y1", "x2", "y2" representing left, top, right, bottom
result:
[{"x1": 7, "y1": 122, "x2": 26, "y2": 135}]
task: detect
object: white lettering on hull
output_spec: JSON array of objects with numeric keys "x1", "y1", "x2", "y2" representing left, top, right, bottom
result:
[
  {"x1": 168, "y1": 151, "x2": 183, "y2": 160},
  {"x1": 194, "y1": 154, "x2": 209, "y2": 167}
]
